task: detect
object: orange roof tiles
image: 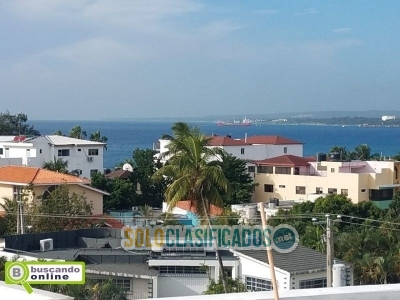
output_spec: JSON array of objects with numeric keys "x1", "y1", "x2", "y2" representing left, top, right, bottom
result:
[
  {"x1": 244, "y1": 135, "x2": 302, "y2": 145},
  {"x1": 253, "y1": 155, "x2": 313, "y2": 167},
  {"x1": 176, "y1": 200, "x2": 223, "y2": 216},
  {"x1": 208, "y1": 136, "x2": 248, "y2": 146},
  {"x1": 0, "y1": 166, "x2": 90, "y2": 185}
]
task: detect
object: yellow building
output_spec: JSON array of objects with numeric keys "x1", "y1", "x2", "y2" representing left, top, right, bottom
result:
[
  {"x1": 249, "y1": 155, "x2": 400, "y2": 208},
  {"x1": 0, "y1": 166, "x2": 108, "y2": 215}
]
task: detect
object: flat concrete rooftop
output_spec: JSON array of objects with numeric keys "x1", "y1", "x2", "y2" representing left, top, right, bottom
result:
[{"x1": 146, "y1": 284, "x2": 400, "y2": 300}]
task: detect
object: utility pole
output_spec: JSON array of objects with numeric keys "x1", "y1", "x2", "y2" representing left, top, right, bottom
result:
[
  {"x1": 259, "y1": 202, "x2": 279, "y2": 300},
  {"x1": 326, "y1": 214, "x2": 333, "y2": 287}
]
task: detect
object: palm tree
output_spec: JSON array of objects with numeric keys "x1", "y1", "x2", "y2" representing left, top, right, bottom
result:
[
  {"x1": 54, "y1": 130, "x2": 63, "y2": 136},
  {"x1": 153, "y1": 122, "x2": 230, "y2": 293},
  {"x1": 330, "y1": 146, "x2": 350, "y2": 160},
  {"x1": 43, "y1": 156, "x2": 69, "y2": 173},
  {"x1": 351, "y1": 144, "x2": 380, "y2": 160},
  {"x1": 69, "y1": 125, "x2": 87, "y2": 139},
  {"x1": 90, "y1": 130, "x2": 108, "y2": 150},
  {"x1": 140, "y1": 205, "x2": 153, "y2": 225}
]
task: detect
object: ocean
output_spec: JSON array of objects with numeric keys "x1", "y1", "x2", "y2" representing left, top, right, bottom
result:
[{"x1": 32, "y1": 120, "x2": 400, "y2": 169}]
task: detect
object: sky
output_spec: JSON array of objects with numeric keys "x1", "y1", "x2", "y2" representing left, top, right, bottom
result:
[{"x1": 0, "y1": 0, "x2": 399, "y2": 120}]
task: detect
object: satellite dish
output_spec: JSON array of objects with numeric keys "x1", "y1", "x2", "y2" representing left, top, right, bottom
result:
[{"x1": 122, "y1": 163, "x2": 133, "y2": 172}]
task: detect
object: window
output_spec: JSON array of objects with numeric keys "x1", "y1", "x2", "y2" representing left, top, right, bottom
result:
[
  {"x1": 341, "y1": 189, "x2": 348, "y2": 196},
  {"x1": 284, "y1": 147, "x2": 288, "y2": 154},
  {"x1": 245, "y1": 276, "x2": 273, "y2": 292},
  {"x1": 0, "y1": 148, "x2": 3, "y2": 155},
  {"x1": 296, "y1": 186, "x2": 306, "y2": 194},
  {"x1": 247, "y1": 166, "x2": 255, "y2": 173},
  {"x1": 58, "y1": 149, "x2": 70, "y2": 156},
  {"x1": 89, "y1": 149, "x2": 99, "y2": 156},
  {"x1": 361, "y1": 188, "x2": 367, "y2": 193},
  {"x1": 331, "y1": 168, "x2": 335, "y2": 173},
  {"x1": 395, "y1": 166, "x2": 398, "y2": 180},
  {"x1": 257, "y1": 166, "x2": 273, "y2": 174},
  {"x1": 26, "y1": 149, "x2": 31, "y2": 157},
  {"x1": 264, "y1": 184, "x2": 274, "y2": 192},
  {"x1": 159, "y1": 266, "x2": 207, "y2": 275},
  {"x1": 275, "y1": 167, "x2": 291, "y2": 174},
  {"x1": 328, "y1": 188, "x2": 337, "y2": 195},
  {"x1": 91, "y1": 279, "x2": 131, "y2": 291},
  {"x1": 299, "y1": 278, "x2": 327, "y2": 289},
  {"x1": 316, "y1": 187, "x2": 323, "y2": 194},
  {"x1": 294, "y1": 167, "x2": 300, "y2": 175},
  {"x1": 90, "y1": 169, "x2": 98, "y2": 177},
  {"x1": 241, "y1": 148, "x2": 245, "y2": 155},
  {"x1": 279, "y1": 185, "x2": 286, "y2": 188},
  {"x1": 78, "y1": 148, "x2": 81, "y2": 152},
  {"x1": 39, "y1": 149, "x2": 42, "y2": 154}
]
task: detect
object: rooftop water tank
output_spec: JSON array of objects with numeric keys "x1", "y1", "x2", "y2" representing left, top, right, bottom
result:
[
  {"x1": 330, "y1": 152, "x2": 340, "y2": 161},
  {"x1": 317, "y1": 153, "x2": 327, "y2": 162},
  {"x1": 332, "y1": 263, "x2": 347, "y2": 287}
]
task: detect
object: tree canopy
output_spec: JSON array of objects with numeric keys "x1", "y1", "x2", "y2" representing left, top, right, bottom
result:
[
  {"x1": 271, "y1": 193, "x2": 400, "y2": 285},
  {"x1": 0, "y1": 111, "x2": 40, "y2": 136}
]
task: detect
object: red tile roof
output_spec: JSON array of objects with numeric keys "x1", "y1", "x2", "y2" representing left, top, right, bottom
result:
[
  {"x1": 244, "y1": 135, "x2": 302, "y2": 145},
  {"x1": 208, "y1": 136, "x2": 248, "y2": 146},
  {"x1": 91, "y1": 214, "x2": 126, "y2": 229},
  {"x1": 0, "y1": 166, "x2": 90, "y2": 185},
  {"x1": 105, "y1": 169, "x2": 132, "y2": 179},
  {"x1": 176, "y1": 200, "x2": 223, "y2": 216},
  {"x1": 253, "y1": 155, "x2": 313, "y2": 166}
]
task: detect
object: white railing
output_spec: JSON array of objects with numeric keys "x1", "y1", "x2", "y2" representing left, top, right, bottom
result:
[{"x1": 127, "y1": 290, "x2": 149, "y2": 299}]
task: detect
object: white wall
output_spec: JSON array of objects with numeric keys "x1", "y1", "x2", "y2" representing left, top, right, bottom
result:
[
  {"x1": 0, "y1": 142, "x2": 36, "y2": 165},
  {"x1": 29, "y1": 137, "x2": 104, "y2": 178},
  {"x1": 234, "y1": 252, "x2": 290, "y2": 291},
  {"x1": 157, "y1": 276, "x2": 210, "y2": 298}
]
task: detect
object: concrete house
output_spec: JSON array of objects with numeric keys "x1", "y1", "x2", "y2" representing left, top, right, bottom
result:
[
  {"x1": 26, "y1": 135, "x2": 106, "y2": 179},
  {"x1": 248, "y1": 155, "x2": 400, "y2": 207},
  {"x1": 0, "y1": 166, "x2": 108, "y2": 215}
]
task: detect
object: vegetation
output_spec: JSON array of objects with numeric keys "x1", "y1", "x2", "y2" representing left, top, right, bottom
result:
[
  {"x1": 212, "y1": 152, "x2": 257, "y2": 205},
  {"x1": 0, "y1": 111, "x2": 40, "y2": 136},
  {"x1": 204, "y1": 277, "x2": 247, "y2": 294},
  {"x1": 329, "y1": 144, "x2": 380, "y2": 160},
  {"x1": 152, "y1": 122, "x2": 230, "y2": 292},
  {"x1": 0, "y1": 185, "x2": 102, "y2": 235},
  {"x1": 271, "y1": 193, "x2": 400, "y2": 285},
  {"x1": 43, "y1": 156, "x2": 69, "y2": 173}
]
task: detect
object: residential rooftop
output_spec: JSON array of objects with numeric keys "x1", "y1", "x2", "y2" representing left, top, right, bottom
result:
[
  {"x1": 28, "y1": 135, "x2": 106, "y2": 146},
  {"x1": 0, "y1": 165, "x2": 91, "y2": 185},
  {"x1": 252, "y1": 155, "x2": 315, "y2": 166}
]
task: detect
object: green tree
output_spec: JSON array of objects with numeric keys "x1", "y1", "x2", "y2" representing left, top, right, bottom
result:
[
  {"x1": 0, "y1": 111, "x2": 40, "y2": 136},
  {"x1": 33, "y1": 185, "x2": 94, "y2": 232},
  {"x1": 106, "y1": 178, "x2": 138, "y2": 210},
  {"x1": 140, "y1": 205, "x2": 153, "y2": 225},
  {"x1": 43, "y1": 156, "x2": 69, "y2": 173},
  {"x1": 54, "y1": 130, "x2": 63, "y2": 136},
  {"x1": 153, "y1": 122, "x2": 230, "y2": 292},
  {"x1": 351, "y1": 144, "x2": 380, "y2": 160},
  {"x1": 0, "y1": 197, "x2": 19, "y2": 235},
  {"x1": 90, "y1": 130, "x2": 108, "y2": 150},
  {"x1": 69, "y1": 125, "x2": 87, "y2": 139},
  {"x1": 330, "y1": 146, "x2": 351, "y2": 160},
  {"x1": 204, "y1": 277, "x2": 247, "y2": 294},
  {"x1": 212, "y1": 152, "x2": 256, "y2": 205},
  {"x1": 132, "y1": 148, "x2": 167, "y2": 208}
]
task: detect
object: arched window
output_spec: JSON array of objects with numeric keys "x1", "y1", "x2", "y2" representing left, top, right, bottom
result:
[
  {"x1": 395, "y1": 166, "x2": 398, "y2": 180},
  {"x1": 42, "y1": 185, "x2": 58, "y2": 200}
]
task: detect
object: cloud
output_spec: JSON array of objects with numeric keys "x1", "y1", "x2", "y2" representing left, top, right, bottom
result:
[
  {"x1": 294, "y1": 8, "x2": 317, "y2": 16},
  {"x1": 253, "y1": 9, "x2": 280, "y2": 15},
  {"x1": 4, "y1": 0, "x2": 203, "y2": 32},
  {"x1": 332, "y1": 28, "x2": 352, "y2": 33},
  {"x1": 197, "y1": 20, "x2": 242, "y2": 38}
]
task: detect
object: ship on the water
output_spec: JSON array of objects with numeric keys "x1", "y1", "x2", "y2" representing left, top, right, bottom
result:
[{"x1": 217, "y1": 117, "x2": 251, "y2": 126}]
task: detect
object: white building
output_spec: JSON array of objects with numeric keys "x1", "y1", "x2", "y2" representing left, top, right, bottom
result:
[
  {"x1": 0, "y1": 136, "x2": 36, "y2": 167},
  {"x1": 0, "y1": 135, "x2": 106, "y2": 178},
  {"x1": 153, "y1": 135, "x2": 303, "y2": 164},
  {"x1": 28, "y1": 135, "x2": 105, "y2": 178}
]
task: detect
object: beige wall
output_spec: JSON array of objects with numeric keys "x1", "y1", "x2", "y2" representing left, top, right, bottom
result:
[
  {"x1": 253, "y1": 161, "x2": 399, "y2": 204},
  {"x1": 0, "y1": 184, "x2": 103, "y2": 215},
  {"x1": 0, "y1": 184, "x2": 14, "y2": 210}
]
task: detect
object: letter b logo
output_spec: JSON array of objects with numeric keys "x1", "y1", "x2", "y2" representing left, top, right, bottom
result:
[{"x1": 13, "y1": 268, "x2": 21, "y2": 278}]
